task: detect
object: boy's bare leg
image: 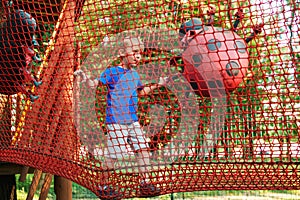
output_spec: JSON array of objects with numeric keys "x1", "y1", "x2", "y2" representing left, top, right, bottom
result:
[
  {"x1": 136, "y1": 149, "x2": 151, "y2": 181},
  {"x1": 98, "y1": 157, "x2": 124, "y2": 199},
  {"x1": 101, "y1": 157, "x2": 115, "y2": 183},
  {"x1": 136, "y1": 149, "x2": 161, "y2": 197}
]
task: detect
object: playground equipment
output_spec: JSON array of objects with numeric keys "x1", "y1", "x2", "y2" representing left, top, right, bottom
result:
[
  {"x1": 177, "y1": 13, "x2": 262, "y2": 97},
  {"x1": 0, "y1": 9, "x2": 42, "y2": 102},
  {"x1": 0, "y1": 0, "x2": 299, "y2": 199}
]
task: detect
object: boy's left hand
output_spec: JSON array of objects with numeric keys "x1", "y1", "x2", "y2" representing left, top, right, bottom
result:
[{"x1": 158, "y1": 77, "x2": 170, "y2": 86}]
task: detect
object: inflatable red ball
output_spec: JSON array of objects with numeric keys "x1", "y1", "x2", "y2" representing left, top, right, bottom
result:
[{"x1": 180, "y1": 19, "x2": 249, "y2": 97}]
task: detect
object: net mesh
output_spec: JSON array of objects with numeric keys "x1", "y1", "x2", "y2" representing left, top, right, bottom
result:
[{"x1": 0, "y1": 0, "x2": 299, "y2": 198}]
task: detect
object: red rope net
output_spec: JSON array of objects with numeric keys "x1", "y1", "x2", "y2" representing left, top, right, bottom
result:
[{"x1": 0, "y1": 0, "x2": 299, "y2": 198}]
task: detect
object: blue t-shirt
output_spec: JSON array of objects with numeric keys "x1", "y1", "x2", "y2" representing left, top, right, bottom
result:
[{"x1": 97, "y1": 66, "x2": 143, "y2": 124}]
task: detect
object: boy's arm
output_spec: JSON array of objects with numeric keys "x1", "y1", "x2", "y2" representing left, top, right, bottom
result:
[
  {"x1": 139, "y1": 77, "x2": 169, "y2": 96},
  {"x1": 74, "y1": 69, "x2": 99, "y2": 89}
]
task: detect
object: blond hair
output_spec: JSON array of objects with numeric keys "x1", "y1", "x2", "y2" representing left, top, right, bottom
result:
[{"x1": 123, "y1": 36, "x2": 144, "y2": 49}]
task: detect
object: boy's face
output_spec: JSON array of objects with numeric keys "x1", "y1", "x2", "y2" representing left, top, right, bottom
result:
[{"x1": 120, "y1": 37, "x2": 144, "y2": 69}]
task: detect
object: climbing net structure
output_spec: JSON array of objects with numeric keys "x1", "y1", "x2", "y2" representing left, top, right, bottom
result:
[{"x1": 0, "y1": 0, "x2": 299, "y2": 198}]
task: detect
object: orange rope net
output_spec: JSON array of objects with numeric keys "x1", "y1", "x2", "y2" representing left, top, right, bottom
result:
[{"x1": 0, "y1": 0, "x2": 299, "y2": 198}]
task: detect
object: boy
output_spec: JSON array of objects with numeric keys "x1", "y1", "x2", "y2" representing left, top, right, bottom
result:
[{"x1": 74, "y1": 35, "x2": 168, "y2": 199}]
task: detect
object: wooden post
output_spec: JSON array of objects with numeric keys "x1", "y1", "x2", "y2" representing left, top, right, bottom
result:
[
  {"x1": 19, "y1": 166, "x2": 30, "y2": 182},
  {"x1": 0, "y1": 175, "x2": 17, "y2": 200},
  {"x1": 39, "y1": 173, "x2": 53, "y2": 200},
  {"x1": 54, "y1": 176, "x2": 72, "y2": 200},
  {"x1": 26, "y1": 170, "x2": 42, "y2": 200}
]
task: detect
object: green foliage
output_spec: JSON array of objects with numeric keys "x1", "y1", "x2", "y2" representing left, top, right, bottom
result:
[{"x1": 16, "y1": 174, "x2": 55, "y2": 199}]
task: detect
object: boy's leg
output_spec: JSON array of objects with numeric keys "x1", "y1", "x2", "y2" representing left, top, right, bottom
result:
[
  {"x1": 128, "y1": 122, "x2": 152, "y2": 176},
  {"x1": 136, "y1": 150, "x2": 151, "y2": 177},
  {"x1": 98, "y1": 124, "x2": 128, "y2": 199},
  {"x1": 101, "y1": 157, "x2": 116, "y2": 183},
  {"x1": 129, "y1": 122, "x2": 161, "y2": 197}
]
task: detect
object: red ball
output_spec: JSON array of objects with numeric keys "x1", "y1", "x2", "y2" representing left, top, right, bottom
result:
[{"x1": 181, "y1": 26, "x2": 249, "y2": 97}]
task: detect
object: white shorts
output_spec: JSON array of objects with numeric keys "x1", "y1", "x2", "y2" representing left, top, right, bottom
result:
[{"x1": 106, "y1": 122, "x2": 149, "y2": 159}]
